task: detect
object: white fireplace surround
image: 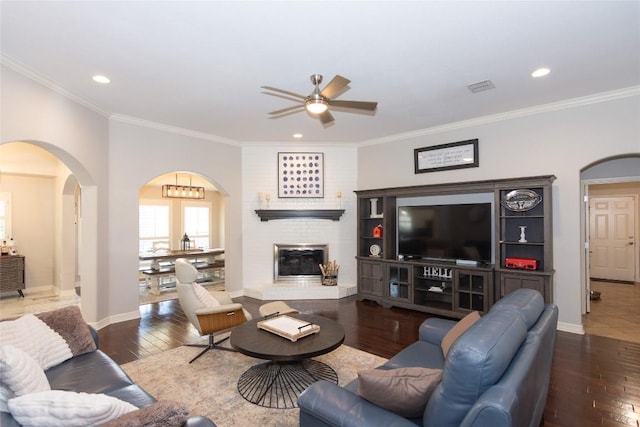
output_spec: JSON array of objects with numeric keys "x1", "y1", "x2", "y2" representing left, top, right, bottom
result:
[
  {"x1": 244, "y1": 242, "x2": 357, "y2": 301},
  {"x1": 273, "y1": 243, "x2": 328, "y2": 282}
]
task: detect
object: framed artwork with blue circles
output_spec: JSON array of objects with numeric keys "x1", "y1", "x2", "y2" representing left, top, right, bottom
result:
[{"x1": 278, "y1": 152, "x2": 324, "y2": 198}]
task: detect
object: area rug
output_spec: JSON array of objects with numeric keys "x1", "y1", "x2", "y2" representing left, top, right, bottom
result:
[{"x1": 121, "y1": 343, "x2": 387, "y2": 426}]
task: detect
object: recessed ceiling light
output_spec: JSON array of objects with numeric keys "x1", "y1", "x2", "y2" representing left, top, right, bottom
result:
[
  {"x1": 293, "y1": 133, "x2": 303, "y2": 138},
  {"x1": 92, "y1": 75, "x2": 110, "y2": 84},
  {"x1": 531, "y1": 68, "x2": 551, "y2": 78}
]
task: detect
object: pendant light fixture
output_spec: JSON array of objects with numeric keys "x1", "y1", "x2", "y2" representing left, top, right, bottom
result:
[{"x1": 162, "y1": 174, "x2": 205, "y2": 199}]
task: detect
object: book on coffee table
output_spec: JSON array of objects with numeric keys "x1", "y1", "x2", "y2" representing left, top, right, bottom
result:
[{"x1": 257, "y1": 315, "x2": 321, "y2": 342}]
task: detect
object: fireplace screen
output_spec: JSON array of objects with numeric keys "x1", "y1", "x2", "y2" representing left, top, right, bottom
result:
[{"x1": 274, "y1": 244, "x2": 328, "y2": 281}]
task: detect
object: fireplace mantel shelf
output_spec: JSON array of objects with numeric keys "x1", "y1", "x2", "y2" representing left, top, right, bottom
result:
[{"x1": 255, "y1": 209, "x2": 345, "y2": 222}]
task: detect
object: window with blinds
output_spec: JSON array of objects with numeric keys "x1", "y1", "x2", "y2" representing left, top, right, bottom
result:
[
  {"x1": 183, "y1": 203, "x2": 210, "y2": 249},
  {"x1": 139, "y1": 202, "x2": 170, "y2": 253}
]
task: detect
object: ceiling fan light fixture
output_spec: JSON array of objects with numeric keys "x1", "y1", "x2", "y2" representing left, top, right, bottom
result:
[{"x1": 305, "y1": 97, "x2": 328, "y2": 115}]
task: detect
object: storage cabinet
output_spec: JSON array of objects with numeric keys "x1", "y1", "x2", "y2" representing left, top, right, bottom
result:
[
  {"x1": 357, "y1": 195, "x2": 396, "y2": 259},
  {"x1": 495, "y1": 177, "x2": 554, "y2": 303},
  {"x1": 500, "y1": 272, "x2": 552, "y2": 303},
  {"x1": 387, "y1": 263, "x2": 410, "y2": 302},
  {"x1": 355, "y1": 175, "x2": 555, "y2": 316},
  {"x1": 455, "y1": 269, "x2": 493, "y2": 313},
  {"x1": 413, "y1": 264, "x2": 454, "y2": 313},
  {"x1": 0, "y1": 255, "x2": 25, "y2": 297},
  {"x1": 358, "y1": 259, "x2": 384, "y2": 298}
]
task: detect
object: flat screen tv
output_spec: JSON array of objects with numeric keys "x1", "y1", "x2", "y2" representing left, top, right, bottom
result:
[{"x1": 397, "y1": 203, "x2": 492, "y2": 264}]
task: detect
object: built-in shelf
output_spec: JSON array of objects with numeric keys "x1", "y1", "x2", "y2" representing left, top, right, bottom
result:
[{"x1": 255, "y1": 209, "x2": 345, "y2": 222}]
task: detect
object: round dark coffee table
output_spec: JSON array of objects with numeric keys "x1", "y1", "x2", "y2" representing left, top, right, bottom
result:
[{"x1": 230, "y1": 314, "x2": 345, "y2": 408}]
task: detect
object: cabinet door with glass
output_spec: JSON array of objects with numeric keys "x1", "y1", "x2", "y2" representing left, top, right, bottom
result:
[
  {"x1": 387, "y1": 263, "x2": 411, "y2": 303},
  {"x1": 455, "y1": 269, "x2": 492, "y2": 313}
]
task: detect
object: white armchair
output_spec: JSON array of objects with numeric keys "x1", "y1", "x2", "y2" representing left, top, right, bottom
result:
[{"x1": 175, "y1": 258, "x2": 251, "y2": 363}]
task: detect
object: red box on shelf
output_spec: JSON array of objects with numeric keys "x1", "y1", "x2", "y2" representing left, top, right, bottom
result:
[{"x1": 505, "y1": 257, "x2": 538, "y2": 270}]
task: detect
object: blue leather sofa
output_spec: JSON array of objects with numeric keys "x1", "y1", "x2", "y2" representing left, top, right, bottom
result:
[{"x1": 298, "y1": 289, "x2": 558, "y2": 427}]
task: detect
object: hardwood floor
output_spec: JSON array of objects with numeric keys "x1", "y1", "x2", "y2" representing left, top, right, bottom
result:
[
  {"x1": 583, "y1": 280, "x2": 640, "y2": 344},
  {"x1": 97, "y1": 295, "x2": 640, "y2": 427}
]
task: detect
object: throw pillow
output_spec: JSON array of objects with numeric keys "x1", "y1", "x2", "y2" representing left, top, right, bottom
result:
[
  {"x1": 0, "y1": 314, "x2": 72, "y2": 370},
  {"x1": 8, "y1": 390, "x2": 137, "y2": 427},
  {"x1": 441, "y1": 310, "x2": 481, "y2": 358},
  {"x1": 35, "y1": 305, "x2": 97, "y2": 357},
  {"x1": 0, "y1": 344, "x2": 51, "y2": 398},
  {"x1": 98, "y1": 400, "x2": 190, "y2": 427},
  {"x1": 192, "y1": 283, "x2": 220, "y2": 308},
  {"x1": 357, "y1": 367, "x2": 443, "y2": 418}
]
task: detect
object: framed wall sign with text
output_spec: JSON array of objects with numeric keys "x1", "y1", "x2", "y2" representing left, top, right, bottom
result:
[
  {"x1": 414, "y1": 139, "x2": 479, "y2": 174},
  {"x1": 278, "y1": 152, "x2": 324, "y2": 198}
]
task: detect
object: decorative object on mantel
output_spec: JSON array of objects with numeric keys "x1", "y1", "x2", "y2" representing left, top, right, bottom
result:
[
  {"x1": 255, "y1": 209, "x2": 344, "y2": 221},
  {"x1": 162, "y1": 173, "x2": 205, "y2": 199},
  {"x1": 278, "y1": 152, "x2": 324, "y2": 198},
  {"x1": 372, "y1": 224, "x2": 383, "y2": 238},
  {"x1": 319, "y1": 260, "x2": 339, "y2": 286},
  {"x1": 414, "y1": 139, "x2": 479, "y2": 174},
  {"x1": 336, "y1": 191, "x2": 342, "y2": 209}
]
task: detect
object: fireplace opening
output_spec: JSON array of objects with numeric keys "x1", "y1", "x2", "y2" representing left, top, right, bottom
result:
[{"x1": 274, "y1": 243, "x2": 328, "y2": 281}]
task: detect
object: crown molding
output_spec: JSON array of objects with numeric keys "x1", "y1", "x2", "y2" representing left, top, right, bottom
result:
[
  {"x1": 109, "y1": 114, "x2": 240, "y2": 146},
  {"x1": 360, "y1": 86, "x2": 640, "y2": 147},
  {"x1": 4, "y1": 51, "x2": 637, "y2": 148},
  {"x1": 1, "y1": 53, "x2": 111, "y2": 118}
]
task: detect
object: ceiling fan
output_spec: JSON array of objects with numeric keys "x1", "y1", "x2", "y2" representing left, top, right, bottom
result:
[{"x1": 261, "y1": 74, "x2": 378, "y2": 125}]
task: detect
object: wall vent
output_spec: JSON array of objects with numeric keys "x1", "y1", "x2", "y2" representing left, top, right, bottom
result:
[{"x1": 467, "y1": 80, "x2": 495, "y2": 93}]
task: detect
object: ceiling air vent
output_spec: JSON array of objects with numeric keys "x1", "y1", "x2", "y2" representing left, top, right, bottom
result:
[{"x1": 467, "y1": 80, "x2": 495, "y2": 94}]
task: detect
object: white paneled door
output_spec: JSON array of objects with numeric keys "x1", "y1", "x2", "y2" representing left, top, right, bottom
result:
[{"x1": 589, "y1": 196, "x2": 637, "y2": 282}]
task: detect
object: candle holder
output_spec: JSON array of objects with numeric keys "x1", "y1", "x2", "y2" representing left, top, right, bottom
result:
[
  {"x1": 518, "y1": 226, "x2": 528, "y2": 243},
  {"x1": 265, "y1": 193, "x2": 271, "y2": 209},
  {"x1": 336, "y1": 191, "x2": 342, "y2": 209}
]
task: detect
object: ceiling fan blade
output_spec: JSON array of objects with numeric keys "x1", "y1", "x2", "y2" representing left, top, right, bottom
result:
[
  {"x1": 330, "y1": 100, "x2": 378, "y2": 111},
  {"x1": 320, "y1": 75, "x2": 350, "y2": 99},
  {"x1": 261, "y1": 91, "x2": 305, "y2": 104},
  {"x1": 268, "y1": 105, "x2": 305, "y2": 115},
  {"x1": 261, "y1": 86, "x2": 306, "y2": 100},
  {"x1": 318, "y1": 110, "x2": 335, "y2": 125}
]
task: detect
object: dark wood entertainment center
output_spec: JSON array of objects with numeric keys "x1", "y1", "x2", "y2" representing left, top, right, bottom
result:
[{"x1": 355, "y1": 175, "x2": 555, "y2": 319}]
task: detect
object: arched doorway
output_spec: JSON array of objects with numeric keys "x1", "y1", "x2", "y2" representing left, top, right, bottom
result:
[
  {"x1": 137, "y1": 171, "x2": 227, "y2": 304},
  {"x1": 0, "y1": 141, "x2": 100, "y2": 322},
  {"x1": 581, "y1": 154, "x2": 640, "y2": 342}
]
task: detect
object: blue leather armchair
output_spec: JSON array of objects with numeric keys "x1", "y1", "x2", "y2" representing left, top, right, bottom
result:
[{"x1": 298, "y1": 289, "x2": 558, "y2": 427}]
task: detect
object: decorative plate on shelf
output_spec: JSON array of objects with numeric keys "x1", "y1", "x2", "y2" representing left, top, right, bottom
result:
[
  {"x1": 369, "y1": 244, "x2": 381, "y2": 257},
  {"x1": 501, "y1": 189, "x2": 542, "y2": 212}
]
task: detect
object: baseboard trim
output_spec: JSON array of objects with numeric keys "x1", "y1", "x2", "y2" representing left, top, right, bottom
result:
[
  {"x1": 557, "y1": 321, "x2": 585, "y2": 335},
  {"x1": 91, "y1": 310, "x2": 140, "y2": 331}
]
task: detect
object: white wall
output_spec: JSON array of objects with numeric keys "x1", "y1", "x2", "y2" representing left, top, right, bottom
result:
[
  {"x1": 1, "y1": 65, "x2": 109, "y2": 323},
  {"x1": 107, "y1": 121, "x2": 243, "y2": 322},
  {"x1": 242, "y1": 145, "x2": 357, "y2": 290},
  {"x1": 0, "y1": 173, "x2": 55, "y2": 291},
  {"x1": 358, "y1": 92, "x2": 640, "y2": 332}
]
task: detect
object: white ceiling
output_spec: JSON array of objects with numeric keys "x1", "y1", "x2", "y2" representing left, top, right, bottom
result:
[{"x1": 1, "y1": 1, "x2": 638, "y2": 144}]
